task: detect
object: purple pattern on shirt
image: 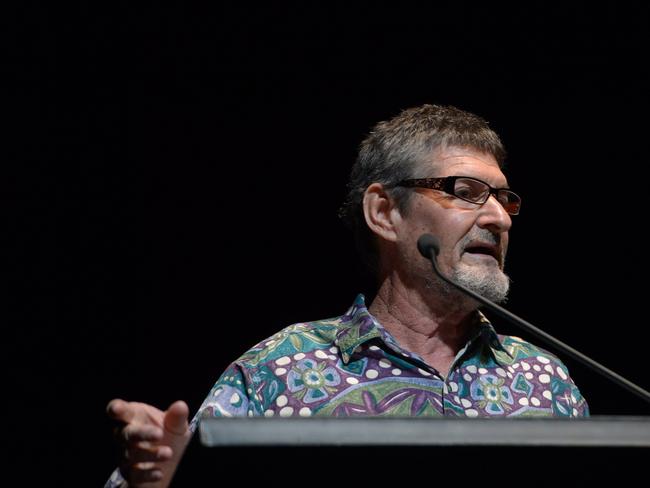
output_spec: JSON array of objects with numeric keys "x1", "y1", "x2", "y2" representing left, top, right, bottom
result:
[
  {"x1": 105, "y1": 294, "x2": 589, "y2": 487},
  {"x1": 194, "y1": 294, "x2": 588, "y2": 420}
]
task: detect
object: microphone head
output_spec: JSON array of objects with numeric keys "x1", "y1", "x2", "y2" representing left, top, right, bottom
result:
[{"x1": 417, "y1": 234, "x2": 440, "y2": 258}]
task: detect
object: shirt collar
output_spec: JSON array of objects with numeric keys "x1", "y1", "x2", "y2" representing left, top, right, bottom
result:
[
  {"x1": 472, "y1": 310, "x2": 513, "y2": 363},
  {"x1": 334, "y1": 294, "x2": 512, "y2": 365},
  {"x1": 334, "y1": 294, "x2": 384, "y2": 363}
]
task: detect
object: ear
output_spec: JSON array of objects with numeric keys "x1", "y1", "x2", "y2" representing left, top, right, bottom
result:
[{"x1": 362, "y1": 183, "x2": 401, "y2": 243}]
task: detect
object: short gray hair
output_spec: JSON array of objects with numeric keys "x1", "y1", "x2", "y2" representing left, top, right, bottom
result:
[{"x1": 339, "y1": 104, "x2": 506, "y2": 273}]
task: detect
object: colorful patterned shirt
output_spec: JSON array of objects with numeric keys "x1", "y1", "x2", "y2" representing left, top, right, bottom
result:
[
  {"x1": 197, "y1": 294, "x2": 589, "y2": 420},
  {"x1": 105, "y1": 294, "x2": 588, "y2": 487}
]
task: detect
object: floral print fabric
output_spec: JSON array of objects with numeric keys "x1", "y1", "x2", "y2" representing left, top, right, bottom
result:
[
  {"x1": 198, "y1": 294, "x2": 589, "y2": 420},
  {"x1": 106, "y1": 294, "x2": 588, "y2": 487}
]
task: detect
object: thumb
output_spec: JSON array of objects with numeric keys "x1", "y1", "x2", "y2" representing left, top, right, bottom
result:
[{"x1": 163, "y1": 400, "x2": 190, "y2": 436}]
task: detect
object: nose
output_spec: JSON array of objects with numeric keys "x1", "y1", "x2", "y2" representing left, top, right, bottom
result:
[{"x1": 476, "y1": 194, "x2": 512, "y2": 233}]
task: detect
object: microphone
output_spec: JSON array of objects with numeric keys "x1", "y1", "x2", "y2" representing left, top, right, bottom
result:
[
  {"x1": 417, "y1": 233, "x2": 650, "y2": 405},
  {"x1": 417, "y1": 233, "x2": 441, "y2": 261}
]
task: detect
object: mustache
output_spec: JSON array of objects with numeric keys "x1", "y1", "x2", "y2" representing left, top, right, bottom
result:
[{"x1": 460, "y1": 230, "x2": 500, "y2": 248}]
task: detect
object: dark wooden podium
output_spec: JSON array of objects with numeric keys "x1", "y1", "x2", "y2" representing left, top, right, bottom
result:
[{"x1": 170, "y1": 416, "x2": 650, "y2": 485}]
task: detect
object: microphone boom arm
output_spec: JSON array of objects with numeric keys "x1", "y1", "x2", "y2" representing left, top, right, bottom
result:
[{"x1": 420, "y1": 241, "x2": 650, "y2": 406}]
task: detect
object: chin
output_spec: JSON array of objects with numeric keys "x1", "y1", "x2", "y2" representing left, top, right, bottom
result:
[{"x1": 452, "y1": 267, "x2": 511, "y2": 304}]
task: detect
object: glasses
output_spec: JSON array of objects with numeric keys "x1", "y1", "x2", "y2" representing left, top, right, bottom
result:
[{"x1": 396, "y1": 176, "x2": 521, "y2": 215}]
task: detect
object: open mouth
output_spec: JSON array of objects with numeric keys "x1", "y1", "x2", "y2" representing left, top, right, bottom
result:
[{"x1": 463, "y1": 244, "x2": 499, "y2": 262}]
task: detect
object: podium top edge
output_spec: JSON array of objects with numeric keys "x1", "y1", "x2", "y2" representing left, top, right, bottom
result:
[{"x1": 198, "y1": 415, "x2": 650, "y2": 447}]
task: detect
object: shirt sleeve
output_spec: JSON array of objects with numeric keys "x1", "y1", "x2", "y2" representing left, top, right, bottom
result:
[
  {"x1": 552, "y1": 359, "x2": 590, "y2": 417},
  {"x1": 193, "y1": 362, "x2": 262, "y2": 424},
  {"x1": 104, "y1": 467, "x2": 128, "y2": 488}
]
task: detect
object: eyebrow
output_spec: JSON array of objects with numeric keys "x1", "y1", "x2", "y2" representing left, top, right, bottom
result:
[{"x1": 469, "y1": 176, "x2": 511, "y2": 190}]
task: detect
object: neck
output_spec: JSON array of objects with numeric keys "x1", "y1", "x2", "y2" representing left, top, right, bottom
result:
[{"x1": 368, "y1": 273, "x2": 478, "y2": 375}]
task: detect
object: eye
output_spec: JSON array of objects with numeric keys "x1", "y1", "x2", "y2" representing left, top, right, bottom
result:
[
  {"x1": 497, "y1": 192, "x2": 510, "y2": 205},
  {"x1": 454, "y1": 179, "x2": 488, "y2": 202},
  {"x1": 455, "y1": 185, "x2": 475, "y2": 199},
  {"x1": 497, "y1": 191, "x2": 521, "y2": 215}
]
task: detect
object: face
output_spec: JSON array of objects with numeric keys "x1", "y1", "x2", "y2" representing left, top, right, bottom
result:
[{"x1": 395, "y1": 146, "x2": 513, "y2": 303}]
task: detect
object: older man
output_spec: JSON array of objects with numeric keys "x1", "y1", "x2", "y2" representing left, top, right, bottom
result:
[{"x1": 106, "y1": 104, "x2": 588, "y2": 487}]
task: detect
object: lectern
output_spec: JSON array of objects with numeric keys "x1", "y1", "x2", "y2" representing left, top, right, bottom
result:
[
  {"x1": 171, "y1": 416, "x2": 650, "y2": 485},
  {"x1": 199, "y1": 416, "x2": 650, "y2": 447}
]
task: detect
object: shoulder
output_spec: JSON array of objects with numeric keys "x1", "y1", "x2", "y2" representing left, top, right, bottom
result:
[
  {"x1": 496, "y1": 335, "x2": 589, "y2": 417},
  {"x1": 198, "y1": 317, "x2": 343, "y2": 418},
  {"x1": 497, "y1": 335, "x2": 572, "y2": 377},
  {"x1": 500, "y1": 335, "x2": 562, "y2": 361},
  {"x1": 234, "y1": 316, "x2": 343, "y2": 369}
]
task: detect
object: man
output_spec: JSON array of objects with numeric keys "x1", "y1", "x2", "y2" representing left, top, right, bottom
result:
[{"x1": 106, "y1": 104, "x2": 589, "y2": 487}]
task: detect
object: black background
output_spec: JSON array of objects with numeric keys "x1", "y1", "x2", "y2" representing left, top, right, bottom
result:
[{"x1": 5, "y1": 3, "x2": 650, "y2": 485}]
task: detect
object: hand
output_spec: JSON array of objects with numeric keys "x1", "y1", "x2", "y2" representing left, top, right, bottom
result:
[{"x1": 107, "y1": 399, "x2": 191, "y2": 487}]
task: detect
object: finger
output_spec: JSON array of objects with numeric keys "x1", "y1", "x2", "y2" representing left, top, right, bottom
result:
[
  {"x1": 106, "y1": 399, "x2": 136, "y2": 424},
  {"x1": 164, "y1": 401, "x2": 189, "y2": 436},
  {"x1": 122, "y1": 424, "x2": 164, "y2": 444},
  {"x1": 129, "y1": 464, "x2": 163, "y2": 484},
  {"x1": 126, "y1": 443, "x2": 173, "y2": 463}
]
